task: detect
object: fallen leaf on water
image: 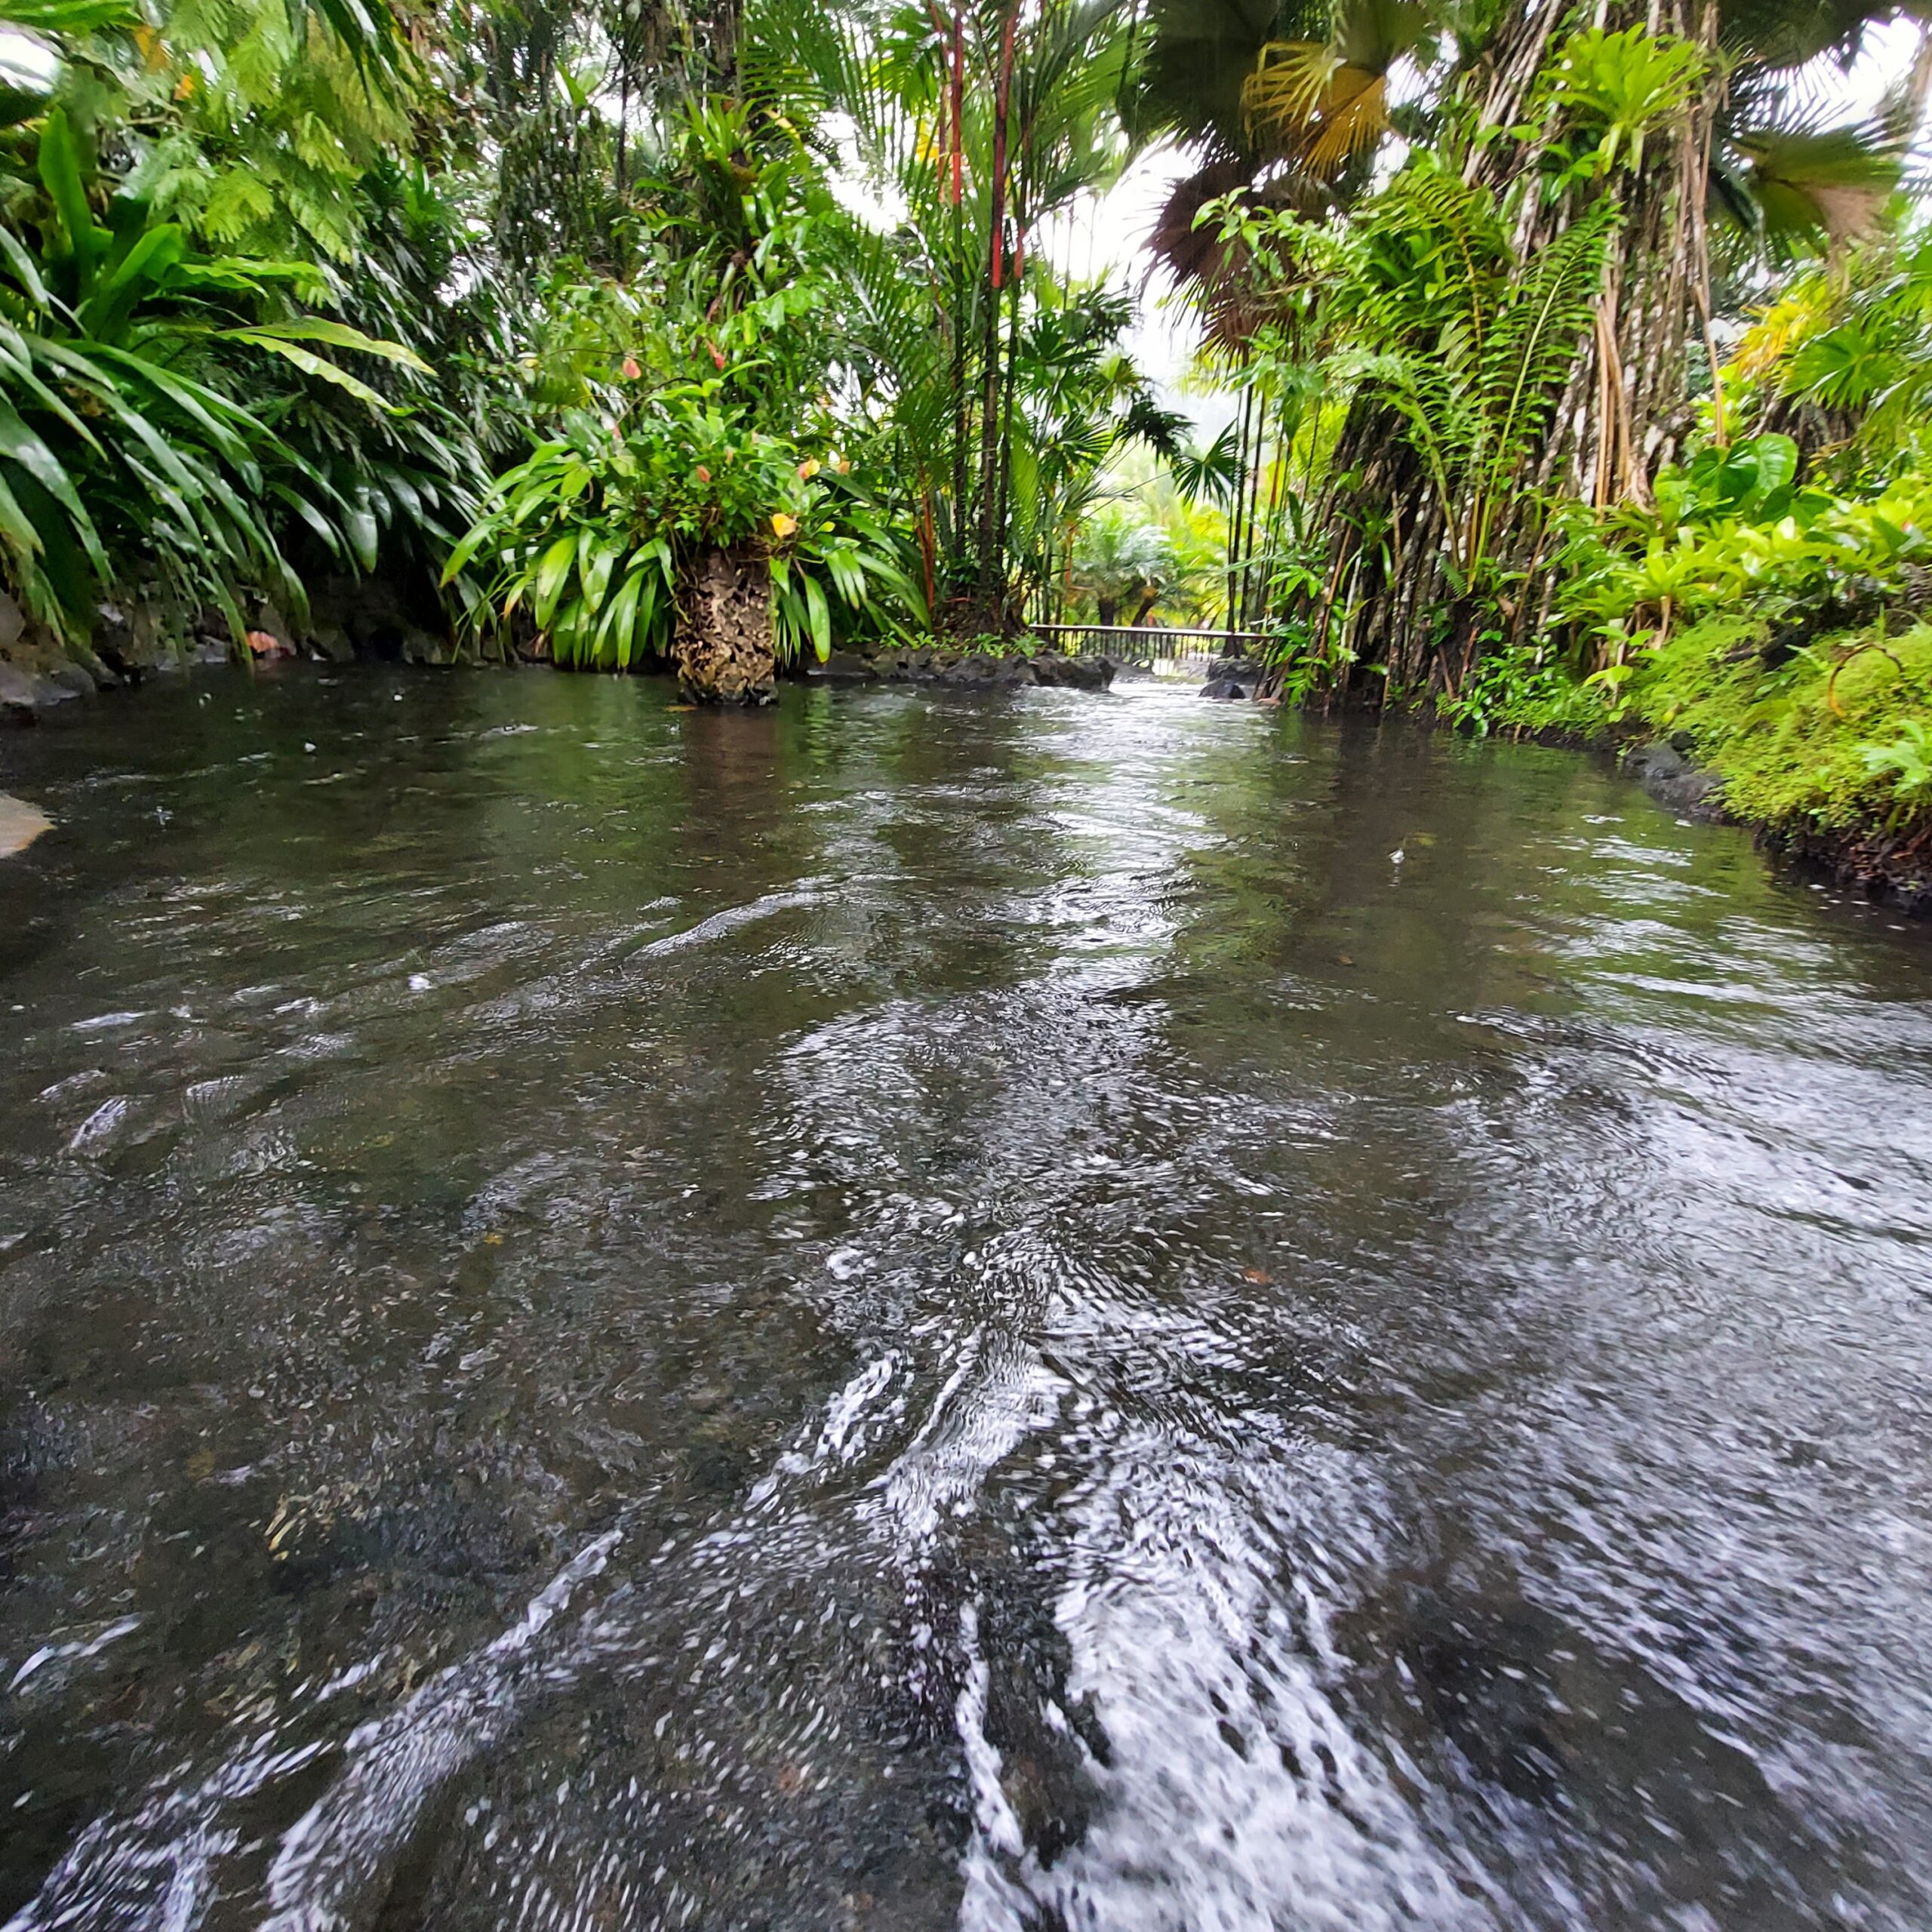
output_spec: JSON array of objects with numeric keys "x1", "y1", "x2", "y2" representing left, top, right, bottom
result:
[
  {"x1": 1242, "y1": 1267, "x2": 1273, "y2": 1285},
  {"x1": 1337, "y1": 953, "x2": 1354, "y2": 967},
  {"x1": 668, "y1": 704, "x2": 697, "y2": 712},
  {"x1": 483, "y1": 1232, "x2": 503, "y2": 1247}
]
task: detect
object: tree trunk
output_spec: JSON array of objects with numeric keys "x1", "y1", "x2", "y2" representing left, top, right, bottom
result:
[
  {"x1": 675, "y1": 544, "x2": 776, "y2": 704},
  {"x1": 971, "y1": 2, "x2": 1020, "y2": 622},
  {"x1": 1280, "y1": 0, "x2": 1718, "y2": 701}
]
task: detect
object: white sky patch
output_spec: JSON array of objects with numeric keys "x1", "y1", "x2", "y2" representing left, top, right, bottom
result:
[{"x1": 0, "y1": 26, "x2": 61, "y2": 94}]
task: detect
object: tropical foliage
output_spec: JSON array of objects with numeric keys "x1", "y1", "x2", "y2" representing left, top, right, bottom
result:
[{"x1": 0, "y1": 0, "x2": 1928, "y2": 870}]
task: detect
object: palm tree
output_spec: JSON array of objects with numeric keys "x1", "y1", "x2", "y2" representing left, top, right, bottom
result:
[
  {"x1": 1074, "y1": 512, "x2": 1174, "y2": 623},
  {"x1": 753, "y1": 0, "x2": 1148, "y2": 635},
  {"x1": 1134, "y1": 0, "x2": 1926, "y2": 697}
]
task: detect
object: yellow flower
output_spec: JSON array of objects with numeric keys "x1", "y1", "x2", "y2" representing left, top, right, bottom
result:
[
  {"x1": 797, "y1": 458, "x2": 820, "y2": 480},
  {"x1": 771, "y1": 512, "x2": 798, "y2": 538}
]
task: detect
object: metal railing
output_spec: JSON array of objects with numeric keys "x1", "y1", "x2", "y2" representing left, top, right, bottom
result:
[{"x1": 1028, "y1": 623, "x2": 1277, "y2": 665}]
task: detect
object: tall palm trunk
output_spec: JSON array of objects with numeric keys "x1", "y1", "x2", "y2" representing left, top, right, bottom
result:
[
  {"x1": 1304, "y1": 0, "x2": 1718, "y2": 697},
  {"x1": 675, "y1": 543, "x2": 776, "y2": 704},
  {"x1": 971, "y1": 0, "x2": 1021, "y2": 626}
]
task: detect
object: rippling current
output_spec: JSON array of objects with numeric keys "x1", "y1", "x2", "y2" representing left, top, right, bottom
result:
[{"x1": 2, "y1": 666, "x2": 1931, "y2": 1931}]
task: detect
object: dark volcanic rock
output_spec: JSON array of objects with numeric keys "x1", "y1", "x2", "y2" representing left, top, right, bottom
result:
[
  {"x1": 1200, "y1": 654, "x2": 1266, "y2": 700},
  {"x1": 1031, "y1": 653, "x2": 1112, "y2": 691},
  {"x1": 0, "y1": 662, "x2": 40, "y2": 718},
  {"x1": 0, "y1": 663, "x2": 78, "y2": 720},
  {"x1": 831, "y1": 646, "x2": 1113, "y2": 691},
  {"x1": 932, "y1": 651, "x2": 1036, "y2": 688},
  {"x1": 804, "y1": 650, "x2": 879, "y2": 683},
  {"x1": 1773, "y1": 822, "x2": 1932, "y2": 917},
  {"x1": 45, "y1": 663, "x2": 97, "y2": 699},
  {"x1": 94, "y1": 599, "x2": 171, "y2": 680},
  {"x1": 1624, "y1": 740, "x2": 1724, "y2": 817}
]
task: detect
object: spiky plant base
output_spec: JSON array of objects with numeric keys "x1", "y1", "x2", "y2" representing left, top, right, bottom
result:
[
  {"x1": 675, "y1": 545, "x2": 777, "y2": 705},
  {"x1": 932, "y1": 595, "x2": 1021, "y2": 647}
]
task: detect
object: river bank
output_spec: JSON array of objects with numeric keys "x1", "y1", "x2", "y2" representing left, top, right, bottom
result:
[
  {"x1": 8, "y1": 614, "x2": 1929, "y2": 923},
  {"x1": 1191, "y1": 618, "x2": 1932, "y2": 919},
  {"x1": 1457, "y1": 613, "x2": 1932, "y2": 918},
  {"x1": 0, "y1": 600, "x2": 1125, "y2": 723}
]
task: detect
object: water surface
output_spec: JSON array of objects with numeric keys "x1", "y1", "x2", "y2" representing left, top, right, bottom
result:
[{"x1": 2, "y1": 667, "x2": 1930, "y2": 1930}]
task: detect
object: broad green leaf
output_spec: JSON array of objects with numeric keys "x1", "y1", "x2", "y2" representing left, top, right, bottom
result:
[
  {"x1": 224, "y1": 331, "x2": 395, "y2": 411},
  {"x1": 600, "y1": 568, "x2": 642, "y2": 669},
  {"x1": 802, "y1": 571, "x2": 831, "y2": 663},
  {"x1": 0, "y1": 463, "x2": 44, "y2": 561},
  {"x1": 0, "y1": 86, "x2": 49, "y2": 132},
  {"x1": 0, "y1": 0, "x2": 137, "y2": 28},
  {"x1": 377, "y1": 466, "x2": 423, "y2": 523},
  {"x1": 441, "y1": 516, "x2": 495, "y2": 585},
  {"x1": 37, "y1": 106, "x2": 103, "y2": 284},
  {"x1": 0, "y1": 398, "x2": 103, "y2": 576},
  {"x1": 76, "y1": 223, "x2": 184, "y2": 342},
  {"x1": 239, "y1": 319, "x2": 433, "y2": 375},
  {"x1": 343, "y1": 501, "x2": 380, "y2": 571},
  {"x1": 635, "y1": 570, "x2": 660, "y2": 661},
  {"x1": 578, "y1": 536, "x2": 617, "y2": 615},
  {"x1": 85, "y1": 343, "x2": 259, "y2": 474},
  {"x1": 1752, "y1": 434, "x2": 1798, "y2": 500},
  {"x1": 0, "y1": 223, "x2": 51, "y2": 310},
  {"x1": 270, "y1": 480, "x2": 346, "y2": 561},
  {"x1": 7, "y1": 466, "x2": 95, "y2": 626},
  {"x1": 533, "y1": 531, "x2": 577, "y2": 628}
]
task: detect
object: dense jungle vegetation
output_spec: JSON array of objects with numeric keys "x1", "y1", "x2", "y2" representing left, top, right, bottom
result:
[{"x1": 0, "y1": 0, "x2": 1930, "y2": 882}]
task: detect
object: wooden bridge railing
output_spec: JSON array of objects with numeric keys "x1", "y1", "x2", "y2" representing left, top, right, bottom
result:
[{"x1": 1027, "y1": 623, "x2": 1278, "y2": 665}]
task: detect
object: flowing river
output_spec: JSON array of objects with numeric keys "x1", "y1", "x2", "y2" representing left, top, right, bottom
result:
[{"x1": 2, "y1": 666, "x2": 1931, "y2": 1932}]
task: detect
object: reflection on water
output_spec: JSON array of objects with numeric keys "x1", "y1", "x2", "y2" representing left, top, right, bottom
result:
[{"x1": 2, "y1": 666, "x2": 1930, "y2": 1931}]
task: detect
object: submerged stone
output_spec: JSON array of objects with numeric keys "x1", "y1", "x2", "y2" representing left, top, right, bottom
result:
[{"x1": 0, "y1": 792, "x2": 51, "y2": 855}]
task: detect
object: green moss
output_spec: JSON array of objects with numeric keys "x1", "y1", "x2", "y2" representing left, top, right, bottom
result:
[{"x1": 1630, "y1": 615, "x2": 1932, "y2": 833}]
